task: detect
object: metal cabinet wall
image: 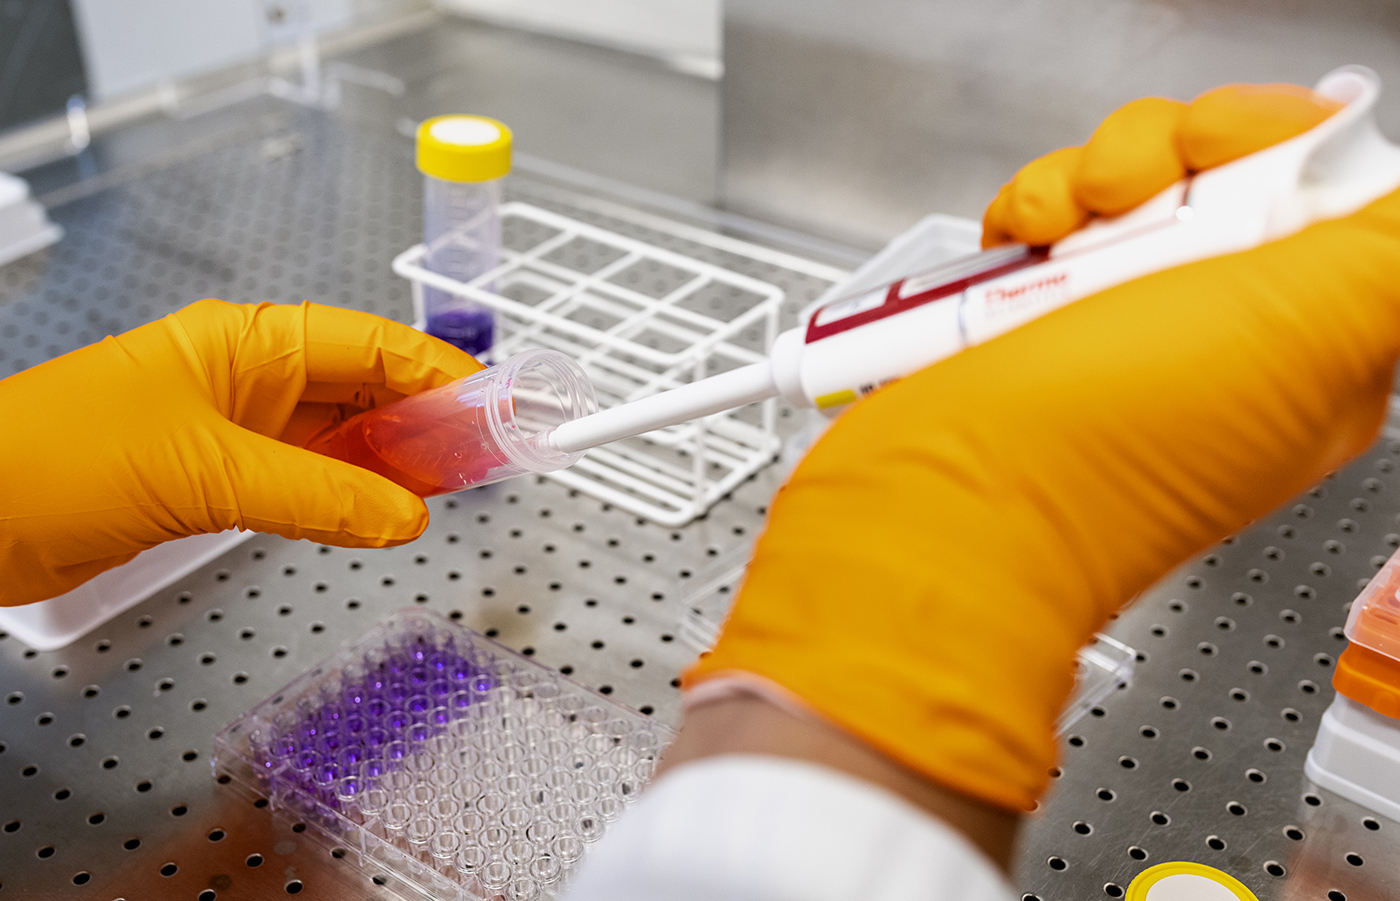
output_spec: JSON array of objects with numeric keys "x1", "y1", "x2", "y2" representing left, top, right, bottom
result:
[
  {"x1": 0, "y1": 1, "x2": 88, "y2": 134},
  {"x1": 67, "y1": 0, "x2": 372, "y2": 102},
  {"x1": 720, "y1": 0, "x2": 1400, "y2": 249},
  {"x1": 435, "y1": 0, "x2": 721, "y2": 74}
]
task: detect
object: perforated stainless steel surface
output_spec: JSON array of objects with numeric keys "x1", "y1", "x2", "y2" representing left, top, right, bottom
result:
[
  {"x1": 0, "y1": 103, "x2": 828, "y2": 898},
  {"x1": 2, "y1": 72, "x2": 1398, "y2": 901},
  {"x1": 1013, "y1": 423, "x2": 1400, "y2": 901}
]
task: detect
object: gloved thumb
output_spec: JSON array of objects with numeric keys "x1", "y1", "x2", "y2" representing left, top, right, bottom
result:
[{"x1": 209, "y1": 423, "x2": 431, "y2": 547}]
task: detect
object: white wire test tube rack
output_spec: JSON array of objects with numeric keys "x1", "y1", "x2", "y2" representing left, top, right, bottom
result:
[{"x1": 395, "y1": 203, "x2": 786, "y2": 526}]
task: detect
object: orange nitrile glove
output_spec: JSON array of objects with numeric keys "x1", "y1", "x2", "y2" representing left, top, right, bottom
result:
[
  {"x1": 0, "y1": 299, "x2": 483, "y2": 606},
  {"x1": 981, "y1": 83, "x2": 1342, "y2": 248},
  {"x1": 686, "y1": 82, "x2": 1399, "y2": 813}
]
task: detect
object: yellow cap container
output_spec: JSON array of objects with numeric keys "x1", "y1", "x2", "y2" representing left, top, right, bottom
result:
[
  {"x1": 1126, "y1": 862, "x2": 1258, "y2": 900},
  {"x1": 416, "y1": 115, "x2": 513, "y2": 183}
]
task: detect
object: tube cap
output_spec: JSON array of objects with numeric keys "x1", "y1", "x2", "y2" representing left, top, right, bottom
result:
[
  {"x1": 416, "y1": 115, "x2": 512, "y2": 183},
  {"x1": 1334, "y1": 644, "x2": 1400, "y2": 719},
  {"x1": 1335, "y1": 547, "x2": 1400, "y2": 718}
]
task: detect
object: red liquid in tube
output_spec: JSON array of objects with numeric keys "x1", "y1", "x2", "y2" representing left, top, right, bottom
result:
[{"x1": 306, "y1": 349, "x2": 596, "y2": 496}]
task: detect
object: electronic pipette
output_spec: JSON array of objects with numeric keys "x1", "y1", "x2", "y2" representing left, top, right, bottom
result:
[{"x1": 543, "y1": 65, "x2": 1400, "y2": 456}]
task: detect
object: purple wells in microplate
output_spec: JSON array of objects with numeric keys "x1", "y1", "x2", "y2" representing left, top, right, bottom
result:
[{"x1": 213, "y1": 610, "x2": 672, "y2": 901}]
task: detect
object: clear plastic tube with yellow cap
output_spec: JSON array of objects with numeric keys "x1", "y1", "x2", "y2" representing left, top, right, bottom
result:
[{"x1": 416, "y1": 115, "x2": 513, "y2": 357}]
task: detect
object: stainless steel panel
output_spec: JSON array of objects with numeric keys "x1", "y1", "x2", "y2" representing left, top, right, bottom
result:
[
  {"x1": 722, "y1": 0, "x2": 1400, "y2": 249},
  {"x1": 340, "y1": 19, "x2": 720, "y2": 205}
]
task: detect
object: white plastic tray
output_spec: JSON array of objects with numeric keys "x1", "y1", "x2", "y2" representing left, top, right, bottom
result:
[
  {"x1": 1306, "y1": 693, "x2": 1400, "y2": 822},
  {"x1": 0, "y1": 530, "x2": 251, "y2": 650},
  {"x1": 0, "y1": 171, "x2": 62, "y2": 268}
]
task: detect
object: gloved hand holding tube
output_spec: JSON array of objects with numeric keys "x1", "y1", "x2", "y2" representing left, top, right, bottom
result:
[
  {"x1": 0, "y1": 299, "x2": 482, "y2": 607},
  {"x1": 564, "y1": 81, "x2": 1400, "y2": 898}
]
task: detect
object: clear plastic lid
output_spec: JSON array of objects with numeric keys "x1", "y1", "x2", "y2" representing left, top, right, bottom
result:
[{"x1": 1344, "y1": 546, "x2": 1400, "y2": 661}]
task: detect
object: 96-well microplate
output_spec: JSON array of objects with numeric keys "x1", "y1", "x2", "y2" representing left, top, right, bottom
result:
[{"x1": 213, "y1": 610, "x2": 673, "y2": 901}]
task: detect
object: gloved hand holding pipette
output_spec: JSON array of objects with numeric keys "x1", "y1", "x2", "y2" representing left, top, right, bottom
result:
[
  {"x1": 562, "y1": 81, "x2": 1400, "y2": 901},
  {"x1": 980, "y1": 83, "x2": 1342, "y2": 247},
  {"x1": 0, "y1": 299, "x2": 482, "y2": 607}
]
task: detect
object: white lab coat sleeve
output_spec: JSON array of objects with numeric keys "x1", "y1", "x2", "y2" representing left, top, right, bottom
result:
[{"x1": 560, "y1": 754, "x2": 1019, "y2": 901}]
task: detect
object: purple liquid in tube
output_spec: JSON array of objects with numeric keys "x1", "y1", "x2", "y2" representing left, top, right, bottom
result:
[{"x1": 427, "y1": 305, "x2": 495, "y2": 356}]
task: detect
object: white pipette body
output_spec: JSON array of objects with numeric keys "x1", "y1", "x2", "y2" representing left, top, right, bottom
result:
[{"x1": 548, "y1": 66, "x2": 1400, "y2": 457}]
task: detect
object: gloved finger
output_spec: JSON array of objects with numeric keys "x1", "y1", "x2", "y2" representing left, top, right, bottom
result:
[
  {"x1": 980, "y1": 183, "x2": 1016, "y2": 249},
  {"x1": 1179, "y1": 83, "x2": 1342, "y2": 171},
  {"x1": 165, "y1": 299, "x2": 483, "y2": 436},
  {"x1": 165, "y1": 299, "x2": 304, "y2": 436},
  {"x1": 981, "y1": 147, "x2": 1089, "y2": 248},
  {"x1": 303, "y1": 301, "x2": 484, "y2": 400},
  {"x1": 1074, "y1": 97, "x2": 1188, "y2": 216},
  {"x1": 205, "y1": 422, "x2": 432, "y2": 547}
]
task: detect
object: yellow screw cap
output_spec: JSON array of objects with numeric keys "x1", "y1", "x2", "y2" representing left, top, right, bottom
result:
[
  {"x1": 1126, "y1": 862, "x2": 1259, "y2": 900},
  {"x1": 416, "y1": 115, "x2": 512, "y2": 183}
]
